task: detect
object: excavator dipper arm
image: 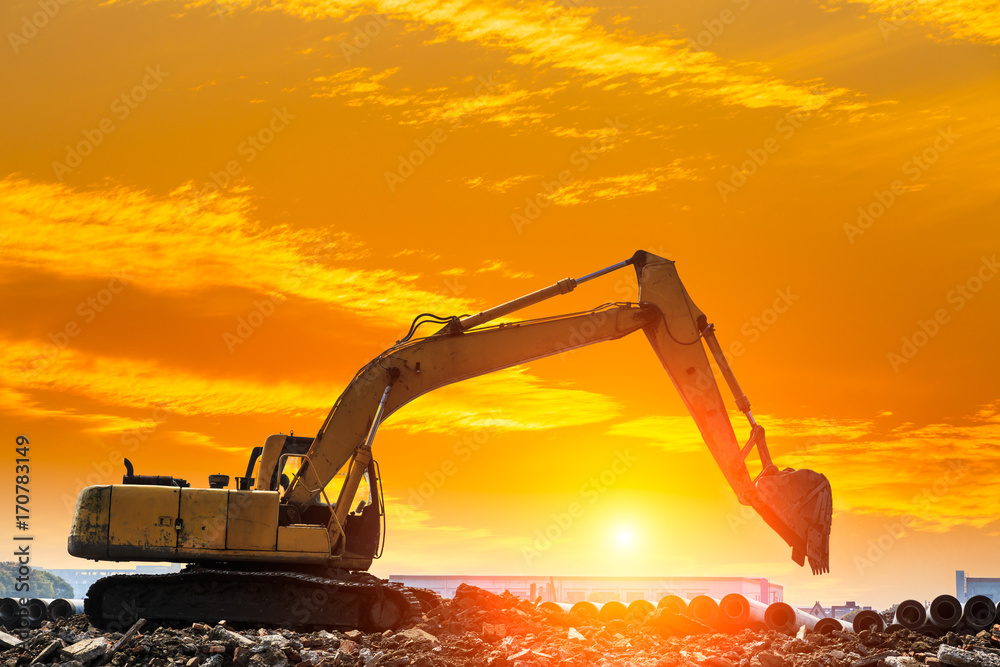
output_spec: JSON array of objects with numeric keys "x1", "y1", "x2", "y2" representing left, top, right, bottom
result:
[{"x1": 283, "y1": 251, "x2": 832, "y2": 574}]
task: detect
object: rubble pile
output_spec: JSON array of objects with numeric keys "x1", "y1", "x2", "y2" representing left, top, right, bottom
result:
[{"x1": 6, "y1": 587, "x2": 1000, "y2": 667}]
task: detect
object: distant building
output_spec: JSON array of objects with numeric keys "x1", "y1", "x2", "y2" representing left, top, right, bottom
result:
[
  {"x1": 799, "y1": 600, "x2": 870, "y2": 619},
  {"x1": 802, "y1": 602, "x2": 828, "y2": 618},
  {"x1": 957, "y1": 570, "x2": 1000, "y2": 603},
  {"x1": 47, "y1": 565, "x2": 182, "y2": 598},
  {"x1": 389, "y1": 575, "x2": 782, "y2": 605}
]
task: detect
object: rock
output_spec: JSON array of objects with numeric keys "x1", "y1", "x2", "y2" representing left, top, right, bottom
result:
[
  {"x1": 888, "y1": 659, "x2": 923, "y2": 667},
  {"x1": 59, "y1": 638, "x2": 108, "y2": 665},
  {"x1": 704, "y1": 658, "x2": 736, "y2": 667},
  {"x1": 208, "y1": 626, "x2": 255, "y2": 648},
  {"x1": 568, "y1": 628, "x2": 585, "y2": 641},
  {"x1": 0, "y1": 632, "x2": 22, "y2": 650},
  {"x1": 395, "y1": 628, "x2": 438, "y2": 645},
  {"x1": 256, "y1": 636, "x2": 290, "y2": 650},
  {"x1": 760, "y1": 653, "x2": 789, "y2": 667},
  {"x1": 852, "y1": 652, "x2": 901, "y2": 667},
  {"x1": 338, "y1": 640, "x2": 357, "y2": 654},
  {"x1": 30, "y1": 639, "x2": 62, "y2": 665},
  {"x1": 939, "y1": 645, "x2": 1000, "y2": 667},
  {"x1": 186, "y1": 658, "x2": 202, "y2": 667},
  {"x1": 249, "y1": 646, "x2": 289, "y2": 667}
]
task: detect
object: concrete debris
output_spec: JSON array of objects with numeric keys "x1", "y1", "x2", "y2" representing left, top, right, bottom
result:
[
  {"x1": 58, "y1": 638, "x2": 108, "y2": 665},
  {"x1": 939, "y1": 645, "x2": 1000, "y2": 667},
  {"x1": 29, "y1": 640, "x2": 62, "y2": 666},
  {"x1": 208, "y1": 628, "x2": 255, "y2": 649},
  {"x1": 9, "y1": 586, "x2": 1000, "y2": 667}
]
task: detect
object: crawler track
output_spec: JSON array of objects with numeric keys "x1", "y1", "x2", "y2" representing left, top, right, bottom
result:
[{"x1": 85, "y1": 568, "x2": 434, "y2": 632}]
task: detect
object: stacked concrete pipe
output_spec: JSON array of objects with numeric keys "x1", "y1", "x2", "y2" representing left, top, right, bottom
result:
[
  {"x1": 929, "y1": 595, "x2": 963, "y2": 630},
  {"x1": 961, "y1": 595, "x2": 996, "y2": 631},
  {"x1": 894, "y1": 600, "x2": 927, "y2": 630},
  {"x1": 853, "y1": 609, "x2": 885, "y2": 633},
  {"x1": 48, "y1": 598, "x2": 85, "y2": 621},
  {"x1": 25, "y1": 598, "x2": 47, "y2": 628},
  {"x1": 814, "y1": 618, "x2": 845, "y2": 635},
  {"x1": 627, "y1": 600, "x2": 656, "y2": 624},
  {"x1": 765, "y1": 602, "x2": 822, "y2": 634},
  {"x1": 718, "y1": 594, "x2": 768, "y2": 631},
  {"x1": 599, "y1": 601, "x2": 627, "y2": 623},
  {"x1": 687, "y1": 596, "x2": 724, "y2": 631},
  {"x1": 657, "y1": 595, "x2": 690, "y2": 615},
  {"x1": 570, "y1": 601, "x2": 599, "y2": 620},
  {"x1": 0, "y1": 598, "x2": 18, "y2": 628}
]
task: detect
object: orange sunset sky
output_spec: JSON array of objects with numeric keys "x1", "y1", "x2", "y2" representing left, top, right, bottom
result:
[{"x1": 1, "y1": 0, "x2": 998, "y2": 609}]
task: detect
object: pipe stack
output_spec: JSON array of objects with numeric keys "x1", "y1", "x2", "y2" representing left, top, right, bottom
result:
[{"x1": 539, "y1": 591, "x2": 1000, "y2": 638}]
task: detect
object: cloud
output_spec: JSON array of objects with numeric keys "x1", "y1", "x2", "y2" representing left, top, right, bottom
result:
[
  {"x1": 1, "y1": 336, "x2": 619, "y2": 437},
  {"x1": 609, "y1": 407, "x2": 1000, "y2": 532},
  {"x1": 845, "y1": 0, "x2": 1000, "y2": 45},
  {"x1": 606, "y1": 415, "x2": 707, "y2": 454},
  {"x1": 547, "y1": 163, "x2": 698, "y2": 206},
  {"x1": 387, "y1": 367, "x2": 621, "y2": 434},
  {"x1": 312, "y1": 68, "x2": 553, "y2": 127},
  {"x1": 112, "y1": 0, "x2": 855, "y2": 113},
  {"x1": 0, "y1": 177, "x2": 475, "y2": 328},
  {"x1": 769, "y1": 403, "x2": 1000, "y2": 531}
]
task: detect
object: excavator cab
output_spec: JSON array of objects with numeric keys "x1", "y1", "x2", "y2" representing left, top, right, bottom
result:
[{"x1": 247, "y1": 433, "x2": 385, "y2": 561}]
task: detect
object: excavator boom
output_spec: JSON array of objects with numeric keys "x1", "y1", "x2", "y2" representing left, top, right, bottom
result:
[{"x1": 284, "y1": 250, "x2": 832, "y2": 573}]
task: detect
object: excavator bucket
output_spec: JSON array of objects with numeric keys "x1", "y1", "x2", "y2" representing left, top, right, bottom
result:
[{"x1": 751, "y1": 468, "x2": 832, "y2": 574}]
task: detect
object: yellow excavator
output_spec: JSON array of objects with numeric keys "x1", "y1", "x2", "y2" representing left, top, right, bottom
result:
[{"x1": 68, "y1": 251, "x2": 832, "y2": 631}]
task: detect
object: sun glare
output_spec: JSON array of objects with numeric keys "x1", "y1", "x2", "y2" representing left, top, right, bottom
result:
[{"x1": 614, "y1": 526, "x2": 636, "y2": 549}]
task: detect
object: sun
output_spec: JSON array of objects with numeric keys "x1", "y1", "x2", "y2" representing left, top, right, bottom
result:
[{"x1": 613, "y1": 526, "x2": 636, "y2": 549}]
